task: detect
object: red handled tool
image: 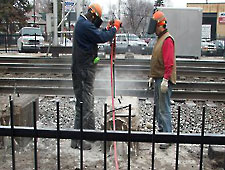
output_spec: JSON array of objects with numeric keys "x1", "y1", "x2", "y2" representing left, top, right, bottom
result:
[{"x1": 110, "y1": 34, "x2": 119, "y2": 170}]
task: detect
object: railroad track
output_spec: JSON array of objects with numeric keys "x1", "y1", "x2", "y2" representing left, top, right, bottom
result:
[
  {"x1": 1, "y1": 57, "x2": 225, "y2": 101},
  {"x1": 0, "y1": 78, "x2": 225, "y2": 91},
  {"x1": 1, "y1": 86, "x2": 225, "y2": 101},
  {"x1": 1, "y1": 56, "x2": 225, "y2": 77},
  {"x1": 1, "y1": 62, "x2": 225, "y2": 71},
  {"x1": 1, "y1": 56, "x2": 225, "y2": 67},
  {"x1": 0, "y1": 64, "x2": 225, "y2": 79},
  {"x1": 0, "y1": 78, "x2": 225, "y2": 101},
  {"x1": 1, "y1": 63, "x2": 225, "y2": 78}
]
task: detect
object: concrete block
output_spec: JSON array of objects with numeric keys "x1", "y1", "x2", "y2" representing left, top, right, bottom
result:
[
  {"x1": 0, "y1": 94, "x2": 39, "y2": 147},
  {"x1": 103, "y1": 96, "x2": 140, "y2": 156},
  {"x1": 206, "y1": 101, "x2": 217, "y2": 107},
  {"x1": 125, "y1": 52, "x2": 134, "y2": 59},
  {"x1": 185, "y1": 101, "x2": 196, "y2": 107},
  {"x1": 146, "y1": 98, "x2": 153, "y2": 105}
]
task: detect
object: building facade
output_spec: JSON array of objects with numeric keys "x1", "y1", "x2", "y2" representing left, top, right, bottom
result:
[{"x1": 187, "y1": 3, "x2": 225, "y2": 40}]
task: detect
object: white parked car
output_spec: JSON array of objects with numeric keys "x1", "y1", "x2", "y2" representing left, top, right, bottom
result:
[
  {"x1": 58, "y1": 37, "x2": 73, "y2": 47},
  {"x1": 104, "y1": 33, "x2": 149, "y2": 55},
  {"x1": 17, "y1": 27, "x2": 44, "y2": 52},
  {"x1": 201, "y1": 39, "x2": 217, "y2": 56}
]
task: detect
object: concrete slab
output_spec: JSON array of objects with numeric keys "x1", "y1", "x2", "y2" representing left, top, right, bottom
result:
[
  {"x1": 206, "y1": 101, "x2": 217, "y2": 107},
  {"x1": 0, "y1": 94, "x2": 39, "y2": 147},
  {"x1": 185, "y1": 101, "x2": 196, "y2": 107},
  {"x1": 106, "y1": 96, "x2": 139, "y2": 117},
  {"x1": 146, "y1": 98, "x2": 154, "y2": 105},
  {"x1": 104, "y1": 96, "x2": 140, "y2": 155}
]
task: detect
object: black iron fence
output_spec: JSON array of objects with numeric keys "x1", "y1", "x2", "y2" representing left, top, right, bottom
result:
[
  {"x1": 0, "y1": 97, "x2": 224, "y2": 170},
  {"x1": 0, "y1": 33, "x2": 20, "y2": 52},
  {"x1": 0, "y1": 32, "x2": 73, "y2": 54},
  {"x1": 0, "y1": 33, "x2": 44, "y2": 53}
]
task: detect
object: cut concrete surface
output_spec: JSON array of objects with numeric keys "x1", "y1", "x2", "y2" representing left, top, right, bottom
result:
[
  {"x1": 0, "y1": 139, "x2": 222, "y2": 170},
  {"x1": 208, "y1": 145, "x2": 225, "y2": 168}
]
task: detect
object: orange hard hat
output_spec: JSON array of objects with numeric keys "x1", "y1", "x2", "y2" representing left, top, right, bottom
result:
[
  {"x1": 153, "y1": 10, "x2": 167, "y2": 26},
  {"x1": 88, "y1": 3, "x2": 102, "y2": 18}
]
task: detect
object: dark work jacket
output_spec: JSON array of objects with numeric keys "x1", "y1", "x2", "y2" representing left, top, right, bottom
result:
[{"x1": 71, "y1": 15, "x2": 116, "y2": 73}]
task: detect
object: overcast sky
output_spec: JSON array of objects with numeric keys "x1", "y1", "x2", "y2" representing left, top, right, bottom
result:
[{"x1": 89, "y1": 0, "x2": 225, "y2": 14}]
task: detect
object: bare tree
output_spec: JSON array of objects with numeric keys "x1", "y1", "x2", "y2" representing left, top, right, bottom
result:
[
  {"x1": 121, "y1": 0, "x2": 154, "y2": 35},
  {"x1": 33, "y1": 0, "x2": 52, "y2": 13}
]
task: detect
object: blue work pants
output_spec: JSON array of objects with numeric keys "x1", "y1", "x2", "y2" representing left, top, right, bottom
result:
[{"x1": 154, "y1": 78, "x2": 173, "y2": 132}]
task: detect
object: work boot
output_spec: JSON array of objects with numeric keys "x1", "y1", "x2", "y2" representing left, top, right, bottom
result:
[
  {"x1": 71, "y1": 140, "x2": 79, "y2": 149},
  {"x1": 82, "y1": 140, "x2": 92, "y2": 150},
  {"x1": 158, "y1": 128, "x2": 163, "y2": 133},
  {"x1": 159, "y1": 143, "x2": 172, "y2": 150},
  {"x1": 71, "y1": 140, "x2": 92, "y2": 150}
]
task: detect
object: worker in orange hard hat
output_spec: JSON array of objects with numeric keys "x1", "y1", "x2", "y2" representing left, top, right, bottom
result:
[
  {"x1": 71, "y1": 3, "x2": 122, "y2": 150},
  {"x1": 147, "y1": 10, "x2": 177, "y2": 150},
  {"x1": 148, "y1": 10, "x2": 167, "y2": 34},
  {"x1": 88, "y1": 3, "x2": 102, "y2": 18},
  {"x1": 86, "y1": 3, "x2": 103, "y2": 28}
]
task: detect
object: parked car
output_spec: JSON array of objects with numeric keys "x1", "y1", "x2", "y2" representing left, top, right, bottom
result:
[
  {"x1": 140, "y1": 34, "x2": 151, "y2": 44},
  {"x1": 148, "y1": 36, "x2": 157, "y2": 55},
  {"x1": 140, "y1": 34, "x2": 157, "y2": 44},
  {"x1": 17, "y1": 27, "x2": 44, "y2": 52},
  {"x1": 201, "y1": 39, "x2": 217, "y2": 56},
  {"x1": 103, "y1": 33, "x2": 149, "y2": 55},
  {"x1": 58, "y1": 37, "x2": 72, "y2": 47},
  {"x1": 98, "y1": 43, "x2": 106, "y2": 58},
  {"x1": 0, "y1": 32, "x2": 4, "y2": 45},
  {"x1": 211, "y1": 40, "x2": 225, "y2": 56}
]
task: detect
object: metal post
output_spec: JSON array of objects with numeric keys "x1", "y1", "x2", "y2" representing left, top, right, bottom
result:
[
  {"x1": 151, "y1": 104, "x2": 156, "y2": 170},
  {"x1": 175, "y1": 105, "x2": 181, "y2": 170},
  {"x1": 53, "y1": 0, "x2": 58, "y2": 46},
  {"x1": 104, "y1": 104, "x2": 107, "y2": 170},
  {"x1": 82, "y1": 0, "x2": 85, "y2": 13},
  {"x1": 9, "y1": 96, "x2": 15, "y2": 170},
  {"x1": 68, "y1": 13, "x2": 71, "y2": 35},
  {"x1": 118, "y1": 0, "x2": 121, "y2": 20},
  {"x1": 4, "y1": 33, "x2": 7, "y2": 53},
  {"x1": 76, "y1": 0, "x2": 82, "y2": 20},
  {"x1": 34, "y1": 0, "x2": 36, "y2": 25},
  {"x1": 33, "y1": 101, "x2": 38, "y2": 170},
  {"x1": 199, "y1": 106, "x2": 206, "y2": 170},
  {"x1": 128, "y1": 104, "x2": 131, "y2": 170},
  {"x1": 61, "y1": 0, "x2": 65, "y2": 44},
  {"x1": 80, "y1": 102, "x2": 83, "y2": 170},
  {"x1": 35, "y1": 33, "x2": 37, "y2": 50},
  {"x1": 56, "y1": 101, "x2": 60, "y2": 170}
]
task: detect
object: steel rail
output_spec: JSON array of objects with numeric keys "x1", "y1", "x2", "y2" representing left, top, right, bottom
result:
[
  {"x1": 1, "y1": 56, "x2": 225, "y2": 67},
  {"x1": 1, "y1": 66, "x2": 225, "y2": 78},
  {"x1": 0, "y1": 86, "x2": 225, "y2": 101},
  {"x1": 1, "y1": 63, "x2": 225, "y2": 71},
  {"x1": 0, "y1": 78, "x2": 225, "y2": 91}
]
